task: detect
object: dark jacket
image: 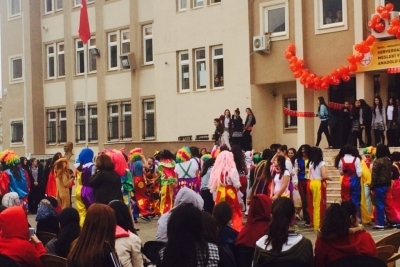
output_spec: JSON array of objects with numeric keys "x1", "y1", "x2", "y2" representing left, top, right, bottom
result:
[
  {"x1": 361, "y1": 105, "x2": 373, "y2": 126},
  {"x1": 89, "y1": 169, "x2": 123, "y2": 205},
  {"x1": 371, "y1": 157, "x2": 392, "y2": 189},
  {"x1": 214, "y1": 125, "x2": 224, "y2": 144},
  {"x1": 219, "y1": 115, "x2": 233, "y2": 135},
  {"x1": 232, "y1": 115, "x2": 243, "y2": 133},
  {"x1": 386, "y1": 104, "x2": 399, "y2": 122},
  {"x1": 244, "y1": 114, "x2": 256, "y2": 130}
]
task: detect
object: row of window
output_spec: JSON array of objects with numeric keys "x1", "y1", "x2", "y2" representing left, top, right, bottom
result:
[
  {"x1": 10, "y1": 99, "x2": 155, "y2": 145},
  {"x1": 178, "y1": 46, "x2": 223, "y2": 92},
  {"x1": 177, "y1": 0, "x2": 221, "y2": 11}
]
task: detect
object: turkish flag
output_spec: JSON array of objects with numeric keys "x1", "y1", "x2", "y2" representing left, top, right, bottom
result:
[{"x1": 79, "y1": 0, "x2": 91, "y2": 44}]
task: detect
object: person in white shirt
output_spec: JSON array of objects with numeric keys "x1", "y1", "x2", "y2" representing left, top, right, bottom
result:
[
  {"x1": 308, "y1": 147, "x2": 331, "y2": 230},
  {"x1": 270, "y1": 155, "x2": 290, "y2": 201},
  {"x1": 174, "y1": 146, "x2": 200, "y2": 194}
]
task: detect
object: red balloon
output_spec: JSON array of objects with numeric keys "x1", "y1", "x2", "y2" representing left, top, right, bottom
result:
[
  {"x1": 306, "y1": 76, "x2": 314, "y2": 84},
  {"x1": 287, "y1": 44, "x2": 296, "y2": 53},
  {"x1": 290, "y1": 63, "x2": 298, "y2": 72},
  {"x1": 366, "y1": 35, "x2": 376, "y2": 45},
  {"x1": 396, "y1": 32, "x2": 400, "y2": 39},
  {"x1": 300, "y1": 78, "x2": 306, "y2": 85},
  {"x1": 331, "y1": 70, "x2": 340, "y2": 79},
  {"x1": 342, "y1": 75, "x2": 351, "y2": 82},
  {"x1": 381, "y1": 10, "x2": 390, "y2": 19},
  {"x1": 394, "y1": 26, "x2": 400, "y2": 34},
  {"x1": 285, "y1": 51, "x2": 293, "y2": 59},
  {"x1": 314, "y1": 77, "x2": 322, "y2": 86},
  {"x1": 392, "y1": 18, "x2": 400, "y2": 26},
  {"x1": 321, "y1": 75, "x2": 330, "y2": 82},
  {"x1": 289, "y1": 56, "x2": 298, "y2": 64},
  {"x1": 386, "y1": 3, "x2": 394, "y2": 11},
  {"x1": 296, "y1": 59, "x2": 305, "y2": 68},
  {"x1": 294, "y1": 70, "x2": 302, "y2": 78},
  {"x1": 332, "y1": 79, "x2": 340, "y2": 85},
  {"x1": 375, "y1": 23, "x2": 385, "y2": 33},
  {"x1": 338, "y1": 66, "x2": 348, "y2": 75},
  {"x1": 388, "y1": 26, "x2": 395, "y2": 35},
  {"x1": 377, "y1": 5, "x2": 386, "y2": 13},
  {"x1": 348, "y1": 64, "x2": 358, "y2": 72},
  {"x1": 355, "y1": 53, "x2": 364, "y2": 61},
  {"x1": 368, "y1": 20, "x2": 375, "y2": 28},
  {"x1": 361, "y1": 45, "x2": 370, "y2": 54}
]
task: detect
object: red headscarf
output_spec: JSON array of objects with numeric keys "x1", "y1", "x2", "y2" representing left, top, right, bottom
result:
[{"x1": 235, "y1": 194, "x2": 272, "y2": 248}]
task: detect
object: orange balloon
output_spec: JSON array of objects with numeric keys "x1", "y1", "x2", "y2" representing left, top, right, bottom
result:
[
  {"x1": 381, "y1": 10, "x2": 390, "y2": 19},
  {"x1": 289, "y1": 56, "x2": 298, "y2": 64},
  {"x1": 348, "y1": 64, "x2": 358, "y2": 72},
  {"x1": 285, "y1": 51, "x2": 293, "y2": 59},
  {"x1": 386, "y1": 3, "x2": 394, "y2": 11},
  {"x1": 294, "y1": 70, "x2": 302, "y2": 78},
  {"x1": 287, "y1": 44, "x2": 296, "y2": 53},
  {"x1": 375, "y1": 23, "x2": 385, "y2": 33},
  {"x1": 377, "y1": 5, "x2": 385, "y2": 13}
]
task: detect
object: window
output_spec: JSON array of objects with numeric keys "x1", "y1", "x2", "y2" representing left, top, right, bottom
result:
[
  {"x1": 44, "y1": 0, "x2": 53, "y2": 13},
  {"x1": 88, "y1": 38, "x2": 97, "y2": 73},
  {"x1": 210, "y1": 0, "x2": 221, "y2": 4},
  {"x1": 10, "y1": 57, "x2": 23, "y2": 82},
  {"x1": 143, "y1": 25, "x2": 153, "y2": 65},
  {"x1": 74, "y1": 0, "x2": 94, "y2": 7},
  {"x1": 47, "y1": 44, "x2": 55, "y2": 78},
  {"x1": 121, "y1": 30, "x2": 130, "y2": 54},
  {"x1": 260, "y1": 0, "x2": 288, "y2": 39},
  {"x1": 193, "y1": 0, "x2": 204, "y2": 8},
  {"x1": 284, "y1": 97, "x2": 297, "y2": 129},
  {"x1": 195, "y1": 48, "x2": 206, "y2": 90},
  {"x1": 142, "y1": 99, "x2": 155, "y2": 140},
  {"x1": 11, "y1": 120, "x2": 23, "y2": 143},
  {"x1": 46, "y1": 110, "x2": 57, "y2": 144},
  {"x1": 58, "y1": 109, "x2": 67, "y2": 143},
  {"x1": 382, "y1": 1, "x2": 400, "y2": 11},
  {"x1": 89, "y1": 106, "x2": 98, "y2": 141},
  {"x1": 108, "y1": 32, "x2": 118, "y2": 70},
  {"x1": 178, "y1": 0, "x2": 187, "y2": 11},
  {"x1": 75, "y1": 105, "x2": 86, "y2": 142},
  {"x1": 57, "y1": 42, "x2": 65, "y2": 77},
  {"x1": 8, "y1": 0, "x2": 21, "y2": 18},
  {"x1": 55, "y1": 0, "x2": 63, "y2": 10},
  {"x1": 178, "y1": 51, "x2": 190, "y2": 91},
  {"x1": 212, "y1": 46, "x2": 224, "y2": 89},
  {"x1": 315, "y1": 0, "x2": 348, "y2": 34},
  {"x1": 76, "y1": 40, "x2": 85, "y2": 74},
  {"x1": 108, "y1": 103, "x2": 119, "y2": 140},
  {"x1": 121, "y1": 102, "x2": 132, "y2": 139}
]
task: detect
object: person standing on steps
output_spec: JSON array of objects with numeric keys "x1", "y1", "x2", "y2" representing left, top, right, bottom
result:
[
  {"x1": 315, "y1": 96, "x2": 332, "y2": 149},
  {"x1": 219, "y1": 109, "x2": 232, "y2": 150},
  {"x1": 372, "y1": 96, "x2": 386, "y2": 146}
]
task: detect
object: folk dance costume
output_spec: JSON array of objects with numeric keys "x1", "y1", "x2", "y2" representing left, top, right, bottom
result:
[
  {"x1": 209, "y1": 151, "x2": 242, "y2": 231},
  {"x1": 129, "y1": 148, "x2": 152, "y2": 217},
  {"x1": 74, "y1": 148, "x2": 95, "y2": 227},
  {"x1": 0, "y1": 150, "x2": 30, "y2": 212},
  {"x1": 158, "y1": 159, "x2": 176, "y2": 214},
  {"x1": 338, "y1": 155, "x2": 362, "y2": 217},
  {"x1": 307, "y1": 161, "x2": 327, "y2": 231},
  {"x1": 174, "y1": 146, "x2": 200, "y2": 195}
]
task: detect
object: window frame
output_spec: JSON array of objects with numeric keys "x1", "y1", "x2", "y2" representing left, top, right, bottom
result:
[
  {"x1": 44, "y1": 0, "x2": 53, "y2": 14},
  {"x1": 178, "y1": 0, "x2": 187, "y2": 11},
  {"x1": 89, "y1": 105, "x2": 98, "y2": 142},
  {"x1": 76, "y1": 39, "x2": 85, "y2": 75},
  {"x1": 142, "y1": 99, "x2": 156, "y2": 140},
  {"x1": 108, "y1": 31, "x2": 119, "y2": 70},
  {"x1": 58, "y1": 109, "x2": 67, "y2": 144},
  {"x1": 75, "y1": 105, "x2": 86, "y2": 143},
  {"x1": 210, "y1": 0, "x2": 221, "y2": 5},
  {"x1": 121, "y1": 29, "x2": 130, "y2": 55},
  {"x1": 9, "y1": 55, "x2": 23, "y2": 83},
  {"x1": 55, "y1": 0, "x2": 63, "y2": 11},
  {"x1": 259, "y1": 0, "x2": 289, "y2": 41},
  {"x1": 284, "y1": 97, "x2": 298, "y2": 130},
  {"x1": 46, "y1": 110, "x2": 57, "y2": 144},
  {"x1": 211, "y1": 46, "x2": 224, "y2": 89},
  {"x1": 143, "y1": 25, "x2": 154, "y2": 65},
  {"x1": 10, "y1": 119, "x2": 24, "y2": 145},
  {"x1": 193, "y1": 0, "x2": 204, "y2": 8},
  {"x1": 178, "y1": 51, "x2": 190, "y2": 92},
  {"x1": 88, "y1": 37, "x2": 97, "y2": 73},
  {"x1": 194, "y1": 48, "x2": 207, "y2": 91},
  {"x1": 57, "y1": 42, "x2": 65, "y2": 77},
  {"x1": 121, "y1": 102, "x2": 132, "y2": 140},
  {"x1": 74, "y1": 0, "x2": 94, "y2": 8},
  {"x1": 46, "y1": 44, "x2": 56, "y2": 79},
  {"x1": 107, "y1": 103, "x2": 120, "y2": 141},
  {"x1": 314, "y1": 0, "x2": 348, "y2": 35},
  {"x1": 8, "y1": 0, "x2": 21, "y2": 19}
]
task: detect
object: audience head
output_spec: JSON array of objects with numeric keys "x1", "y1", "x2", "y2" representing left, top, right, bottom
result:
[
  {"x1": 1, "y1": 192, "x2": 21, "y2": 207},
  {"x1": 296, "y1": 144, "x2": 311, "y2": 159},
  {"x1": 265, "y1": 197, "x2": 295, "y2": 253},
  {"x1": 340, "y1": 201, "x2": 359, "y2": 228},
  {"x1": 95, "y1": 154, "x2": 114, "y2": 171},
  {"x1": 36, "y1": 197, "x2": 60, "y2": 222},
  {"x1": 173, "y1": 187, "x2": 204, "y2": 210},
  {"x1": 320, "y1": 203, "x2": 350, "y2": 240},
  {"x1": 376, "y1": 144, "x2": 391, "y2": 159},
  {"x1": 109, "y1": 200, "x2": 137, "y2": 235},
  {"x1": 201, "y1": 211, "x2": 218, "y2": 244},
  {"x1": 67, "y1": 204, "x2": 116, "y2": 267},
  {"x1": 392, "y1": 152, "x2": 400, "y2": 162},
  {"x1": 159, "y1": 149, "x2": 174, "y2": 161},
  {"x1": 55, "y1": 208, "x2": 81, "y2": 258},
  {"x1": 0, "y1": 206, "x2": 29, "y2": 240},
  {"x1": 261, "y1": 149, "x2": 273, "y2": 161},
  {"x1": 269, "y1": 144, "x2": 281, "y2": 153},
  {"x1": 213, "y1": 202, "x2": 232, "y2": 230}
]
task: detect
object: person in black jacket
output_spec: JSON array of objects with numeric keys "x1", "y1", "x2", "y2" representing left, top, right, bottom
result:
[
  {"x1": 350, "y1": 100, "x2": 365, "y2": 148},
  {"x1": 242, "y1": 108, "x2": 256, "y2": 151},
  {"x1": 340, "y1": 101, "x2": 352, "y2": 146},
  {"x1": 359, "y1": 99, "x2": 373, "y2": 147},
  {"x1": 231, "y1": 108, "x2": 243, "y2": 148},
  {"x1": 214, "y1": 118, "x2": 224, "y2": 145},
  {"x1": 89, "y1": 154, "x2": 123, "y2": 205},
  {"x1": 28, "y1": 158, "x2": 45, "y2": 214}
]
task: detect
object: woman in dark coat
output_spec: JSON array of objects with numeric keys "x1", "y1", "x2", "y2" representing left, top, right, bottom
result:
[
  {"x1": 89, "y1": 154, "x2": 123, "y2": 205},
  {"x1": 242, "y1": 108, "x2": 256, "y2": 151},
  {"x1": 231, "y1": 108, "x2": 243, "y2": 148}
]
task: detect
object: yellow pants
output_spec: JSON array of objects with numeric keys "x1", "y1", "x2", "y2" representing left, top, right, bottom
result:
[{"x1": 307, "y1": 179, "x2": 326, "y2": 231}]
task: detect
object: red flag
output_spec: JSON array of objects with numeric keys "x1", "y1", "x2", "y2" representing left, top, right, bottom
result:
[{"x1": 79, "y1": 0, "x2": 91, "y2": 44}]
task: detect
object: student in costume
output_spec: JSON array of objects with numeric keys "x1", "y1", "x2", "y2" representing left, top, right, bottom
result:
[
  {"x1": 45, "y1": 152, "x2": 63, "y2": 197},
  {"x1": 54, "y1": 158, "x2": 74, "y2": 209},
  {"x1": 294, "y1": 144, "x2": 311, "y2": 227},
  {"x1": 389, "y1": 152, "x2": 400, "y2": 227},
  {"x1": 362, "y1": 146, "x2": 375, "y2": 220},
  {"x1": 359, "y1": 149, "x2": 372, "y2": 225},
  {"x1": 144, "y1": 157, "x2": 160, "y2": 217},
  {"x1": 174, "y1": 146, "x2": 200, "y2": 195},
  {"x1": 157, "y1": 150, "x2": 176, "y2": 215},
  {"x1": 248, "y1": 149, "x2": 274, "y2": 202}
]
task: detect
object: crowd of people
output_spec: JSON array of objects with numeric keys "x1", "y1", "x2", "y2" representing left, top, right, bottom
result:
[{"x1": 0, "y1": 136, "x2": 397, "y2": 266}]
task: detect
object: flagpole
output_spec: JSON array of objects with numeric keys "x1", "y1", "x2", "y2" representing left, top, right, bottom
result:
[
  {"x1": 21, "y1": 6, "x2": 28, "y2": 157},
  {"x1": 84, "y1": 43, "x2": 89, "y2": 148}
]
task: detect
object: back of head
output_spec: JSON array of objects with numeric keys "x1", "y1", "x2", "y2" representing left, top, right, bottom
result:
[
  {"x1": 212, "y1": 202, "x2": 232, "y2": 229},
  {"x1": 68, "y1": 203, "x2": 116, "y2": 267},
  {"x1": 248, "y1": 195, "x2": 272, "y2": 224},
  {"x1": 265, "y1": 197, "x2": 295, "y2": 253},
  {"x1": 109, "y1": 200, "x2": 136, "y2": 234},
  {"x1": 58, "y1": 207, "x2": 80, "y2": 229},
  {"x1": 320, "y1": 203, "x2": 350, "y2": 240},
  {"x1": 56, "y1": 208, "x2": 81, "y2": 258},
  {"x1": 392, "y1": 152, "x2": 400, "y2": 162},
  {"x1": 340, "y1": 201, "x2": 358, "y2": 227},
  {"x1": 202, "y1": 211, "x2": 218, "y2": 244},
  {"x1": 95, "y1": 154, "x2": 114, "y2": 171},
  {"x1": 163, "y1": 203, "x2": 204, "y2": 267},
  {"x1": 190, "y1": 146, "x2": 200, "y2": 158},
  {"x1": 174, "y1": 187, "x2": 204, "y2": 210},
  {"x1": 376, "y1": 144, "x2": 391, "y2": 159},
  {"x1": 160, "y1": 149, "x2": 174, "y2": 160},
  {"x1": 262, "y1": 149, "x2": 273, "y2": 161}
]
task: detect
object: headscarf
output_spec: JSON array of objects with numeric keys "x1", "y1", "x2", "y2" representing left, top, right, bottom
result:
[
  {"x1": 208, "y1": 151, "x2": 236, "y2": 193},
  {"x1": 1, "y1": 192, "x2": 21, "y2": 207},
  {"x1": 236, "y1": 194, "x2": 272, "y2": 247},
  {"x1": 176, "y1": 146, "x2": 192, "y2": 163},
  {"x1": 36, "y1": 197, "x2": 60, "y2": 222}
]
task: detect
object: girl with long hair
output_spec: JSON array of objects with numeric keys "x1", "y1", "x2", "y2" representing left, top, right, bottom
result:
[
  {"x1": 270, "y1": 155, "x2": 290, "y2": 201},
  {"x1": 212, "y1": 202, "x2": 238, "y2": 257},
  {"x1": 307, "y1": 147, "x2": 330, "y2": 230},
  {"x1": 359, "y1": 99, "x2": 373, "y2": 146},
  {"x1": 386, "y1": 97, "x2": 398, "y2": 146},
  {"x1": 45, "y1": 152, "x2": 63, "y2": 197},
  {"x1": 242, "y1": 108, "x2": 256, "y2": 151},
  {"x1": 209, "y1": 151, "x2": 242, "y2": 231},
  {"x1": 109, "y1": 200, "x2": 143, "y2": 267},
  {"x1": 159, "y1": 203, "x2": 219, "y2": 267},
  {"x1": 46, "y1": 207, "x2": 80, "y2": 258},
  {"x1": 252, "y1": 197, "x2": 313, "y2": 266},
  {"x1": 158, "y1": 150, "x2": 176, "y2": 214},
  {"x1": 67, "y1": 204, "x2": 121, "y2": 267},
  {"x1": 294, "y1": 144, "x2": 311, "y2": 227},
  {"x1": 371, "y1": 144, "x2": 392, "y2": 229},
  {"x1": 334, "y1": 145, "x2": 362, "y2": 217},
  {"x1": 351, "y1": 100, "x2": 366, "y2": 148},
  {"x1": 219, "y1": 109, "x2": 232, "y2": 150},
  {"x1": 54, "y1": 158, "x2": 74, "y2": 209},
  {"x1": 314, "y1": 203, "x2": 376, "y2": 267},
  {"x1": 200, "y1": 156, "x2": 216, "y2": 214},
  {"x1": 372, "y1": 96, "x2": 386, "y2": 145},
  {"x1": 248, "y1": 149, "x2": 274, "y2": 201},
  {"x1": 231, "y1": 108, "x2": 243, "y2": 147},
  {"x1": 316, "y1": 96, "x2": 332, "y2": 148}
]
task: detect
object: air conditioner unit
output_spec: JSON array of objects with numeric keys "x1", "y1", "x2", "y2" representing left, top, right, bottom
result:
[
  {"x1": 370, "y1": 12, "x2": 399, "y2": 38},
  {"x1": 253, "y1": 35, "x2": 271, "y2": 54},
  {"x1": 119, "y1": 53, "x2": 137, "y2": 70}
]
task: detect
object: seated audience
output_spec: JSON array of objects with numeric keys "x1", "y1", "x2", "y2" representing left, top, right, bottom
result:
[
  {"x1": 314, "y1": 202, "x2": 377, "y2": 267},
  {"x1": 156, "y1": 187, "x2": 204, "y2": 242},
  {"x1": 67, "y1": 203, "x2": 122, "y2": 267},
  {"x1": 109, "y1": 200, "x2": 143, "y2": 267},
  {"x1": 158, "y1": 203, "x2": 219, "y2": 267},
  {"x1": 253, "y1": 197, "x2": 313, "y2": 267},
  {"x1": 36, "y1": 196, "x2": 61, "y2": 234},
  {"x1": 1, "y1": 192, "x2": 22, "y2": 207},
  {"x1": 0, "y1": 206, "x2": 45, "y2": 267},
  {"x1": 46, "y1": 207, "x2": 80, "y2": 258},
  {"x1": 213, "y1": 202, "x2": 238, "y2": 255}
]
